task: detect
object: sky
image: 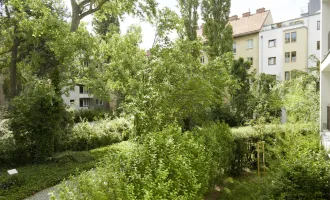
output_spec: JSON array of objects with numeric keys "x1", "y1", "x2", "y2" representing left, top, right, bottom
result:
[{"x1": 65, "y1": 0, "x2": 310, "y2": 49}]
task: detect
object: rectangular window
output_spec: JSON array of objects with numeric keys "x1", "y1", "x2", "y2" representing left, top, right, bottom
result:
[
  {"x1": 291, "y1": 51, "x2": 297, "y2": 62},
  {"x1": 200, "y1": 56, "x2": 205, "y2": 64},
  {"x1": 233, "y1": 42, "x2": 236, "y2": 54},
  {"x1": 285, "y1": 71, "x2": 290, "y2": 80},
  {"x1": 285, "y1": 33, "x2": 290, "y2": 43},
  {"x1": 96, "y1": 99, "x2": 104, "y2": 105},
  {"x1": 317, "y1": 21, "x2": 320, "y2": 30},
  {"x1": 268, "y1": 39, "x2": 276, "y2": 48},
  {"x1": 79, "y1": 86, "x2": 89, "y2": 94},
  {"x1": 70, "y1": 100, "x2": 75, "y2": 104},
  {"x1": 285, "y1": 52, "x2": 290, "y2": 63},
  {"x1": 246, "y1": 39, "x2": 253, "y2": 49},
  {"x1": 83, "y1": 99, "x2": 89, "y2": 107},
  {"x1": 268, "y1": 57, "x2": 276, "y2": 65},
  {"x1": 247, "y1": 57, "x2": 253, "y2": 66},
  {"x1": 291, "y1": 32, "x2": 297, "y2": 42},
  {"x1": 317, "y1": 41, "x2": 320, "y2": 50}
]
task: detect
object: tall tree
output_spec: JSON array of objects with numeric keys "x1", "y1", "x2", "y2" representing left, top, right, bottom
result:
[
  {"x1": 178, "y1": 0, "x2": 199, "y2": 41},
  {"x1": 201, "y1": 0, "x2": 233, "y2": 59},
  {"x1": 70, "y1": 0, "x2": 157, "y2": 32},
  {"x1": 93, "y1": 11, "x2": 120, "y2": 38}
]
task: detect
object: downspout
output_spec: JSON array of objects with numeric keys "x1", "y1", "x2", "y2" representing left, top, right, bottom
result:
[{"x1": 260, "y1": 35, "x2": 263, "y2": 74}]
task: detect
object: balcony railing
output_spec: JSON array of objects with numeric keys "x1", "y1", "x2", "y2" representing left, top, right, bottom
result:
[{"x1": 261, "y1": 20, "x2": 305, "y2": 32}]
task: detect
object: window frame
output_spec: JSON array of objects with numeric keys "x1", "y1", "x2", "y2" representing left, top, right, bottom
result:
[
  {"x1": 268, "y1": 57, "x2": 276, "y2": 65},
  {"x1": 246, "y1": 39, "x2": 254, "y2": 49},
  {"x1": 285, "y1": 52, "x2": 290, "y2": 63},
  {"x1": 291, "y1": 51, "x2": 297, "y2": 62},
  {"x1": 233, "y1": 42, "x2": 236, "y2": 54},
  {"x1": 247, "y1": 57, "x2": 253, "y2": 66},
  {"x1": 268, "y1": 39, "x2": 276, "y2": 48},
  {"x1": 200, "y1": 56, "x2": 205, "y2": 64},
  {"x1": 83, "y1": 99, "x2": 90, "y2": 107},
  {"x1": 285, "y1": 71, "x2": 290, "y2": 80},
  {"x1": 285, "y1": 33, "x2": 290, "y2": 43},
  {"x1": 291, "y1": 32, "x2": 297, "y2": 42}
]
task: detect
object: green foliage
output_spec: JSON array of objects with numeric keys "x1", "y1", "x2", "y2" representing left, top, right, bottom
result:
[
  {"x1": 276, "y1": 73, "x2": 319, "y2": 123},
  {"x1": 0, "y1": 141, "x2": 121, "y2": 200},
  {"x1": 54, "y1": 124, "x2": 234, "y2": 199},
  {"x1": 0, "y1": 119, "x2": 15, "y2": 165},
  {"x1": 201, "y1": 0, "x2": 233, "y2": 58},
  {"x1": 178, "y1": 0, "x2": 199, "y2": 41},
  {"x1": 59, "y1": 117, "x2": 133, "y2": 151},
  {"x1": 72, "y1": 109, "x2": 109, "y2": 123},
  {"x1": 268, "y1": 134, "x2": 330, "y2": 200},
  {"x1": 9, "y1": 80, "x2": 72, "y2": 163}
]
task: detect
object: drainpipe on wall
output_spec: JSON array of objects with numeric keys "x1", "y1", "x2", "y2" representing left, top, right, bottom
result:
[{"x1": 260, "y1": 36, "x2": 263, "y2": 73}]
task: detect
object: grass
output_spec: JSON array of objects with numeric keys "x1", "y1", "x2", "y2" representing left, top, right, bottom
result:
[{"x1": 0, "y1": 141, "x2": 133, "y2": 200}]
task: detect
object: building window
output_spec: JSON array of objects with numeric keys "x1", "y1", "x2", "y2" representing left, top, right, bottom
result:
[
  {"x1": 291, "y1": 51, "x2": 297, "y2": 62},
  {"x1": 317, "y1": 41, "x2": 320, "y2": 50},
  {"x1": 285, "y1": 52, "x2": 290, "y2": 63},
  {"x1": 200, "y1": 56, "x2": 205, "y2": 64},
  {"x1": 291, "y1": 32, "x2": 297, "y2": 42},
  {"x1": 70, "y1": 100, "x2": 75, "y2": 104},
  {"x1": 268, "y1": 39, "x2": 276, "y2": 48},
  {"x1": 317, "y1": 21, "x2": 320, "y2": 30},
  {"x1": 246, "y1": 39, "x2": 253, "y2": 49},
  {"x1": 80, "y1": 99, "x2": 90, "y2": 107},
  {"x1": 285, "y1": 71, "x2": 290, "y2": 80},
  {"x1": 285, "y1": 33, "x2": 290, "y2": 43},
  {"x1": 233, "y1": 42, "x2": 236, "y2": 54},
  {"x1": 79, "y1": 86, "x2": 89, "y2": 94},
  {"x1": 268, "y1": 57, "x2": 276, "y2": 65},
  {"x1": 96, "y1": 99, "x2": 104, "y2": 105},
  {"x1": 247, "y1": 57, "x2": 253, "y2": 66}
]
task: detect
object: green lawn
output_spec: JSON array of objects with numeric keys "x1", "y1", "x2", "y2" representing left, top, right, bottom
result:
[{"x1": 0, "y1": 141, "x2": 133, "y2": 200}]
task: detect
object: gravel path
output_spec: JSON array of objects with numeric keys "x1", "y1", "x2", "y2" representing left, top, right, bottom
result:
[{"x1": 24, "y1": 185, "x2": 58, "y2": 200}]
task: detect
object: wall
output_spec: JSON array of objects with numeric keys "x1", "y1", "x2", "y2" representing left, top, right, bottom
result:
[
  {"x1": 282, "y1": 27, "x2": 308, "y2": 80},
  {"x1": 321, "y1": 0, "x2": 330, "y2": 65},
  {"x1": 307, "y1": 13, "x2": 321, "y2": 68},
  {"x1": 259, "y1": 28, "x2": 283, "y2": 78},
  {"x1": 234, "y1": 33, "x2": 259, "y2": 73}
]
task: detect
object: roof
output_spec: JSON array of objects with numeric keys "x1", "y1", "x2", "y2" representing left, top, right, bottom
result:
[{"x1": 230, "y1": 10, "x2": 270, "y2": 37}]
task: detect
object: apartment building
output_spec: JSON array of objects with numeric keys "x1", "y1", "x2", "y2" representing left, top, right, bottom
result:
[
  {"x1": 320, "y1": 0, "x2": 330, "y2": 135},
  {"x1": 259, "y1": 12, "x2": 320, "y2": 80},
  {"x1": 229, "y1": 8, "x2": 273, "y2": 73},
  {"x1": 62, "y1": 84, "x2": 108, "y2": 110}
]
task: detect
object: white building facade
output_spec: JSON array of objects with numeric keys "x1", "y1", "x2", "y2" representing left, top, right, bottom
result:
[
  {"x1": 62, "y1": 84, "x2": 107, "y2": 110},
  {"x1": 259, "y1": 13, "x2": 320, "y2": 81}
]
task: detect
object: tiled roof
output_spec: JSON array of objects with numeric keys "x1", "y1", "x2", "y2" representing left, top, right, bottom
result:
[{"x1": 230, "y1": 11, "x2": 270, "y2": 37}]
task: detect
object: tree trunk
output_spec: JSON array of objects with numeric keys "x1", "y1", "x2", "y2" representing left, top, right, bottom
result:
[
  {"x1": 10, "y1": 25, "x2": 19, "y2": 99},
  {"x1": 70, "y1": 0, "x2": 81, "y2": 32}
]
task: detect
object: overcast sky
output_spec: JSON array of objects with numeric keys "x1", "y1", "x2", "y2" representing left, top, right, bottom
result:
[{"x1": 65, "y1": 0, "x2": 310, "y2": 49}]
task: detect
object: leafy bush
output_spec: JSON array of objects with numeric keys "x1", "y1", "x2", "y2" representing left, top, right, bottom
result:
[
  {"x1": 230, "y1": 123, "x2": 318, "y2": 175},
  {"x1": 9, "y1": 80, "x2": 72, "y2": 163},
  {"x1": 0, "y1": 119, "x2": 15, "y2": 165},
  {"x1": 72, "y1": 109, "x2": 109, "y2": 123},
  {"x1": 54, "y1": 123, "x2": 234, "y2": 199},
  {"x1": 59, "y1": 117, "x2": 133, "y2": 151},
  {"x1": 266, "y1": 135, "x2": 330, "y2": 199}
]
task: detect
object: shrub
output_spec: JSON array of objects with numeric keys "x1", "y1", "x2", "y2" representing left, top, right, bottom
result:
[
  {"x1": 54, "y1": 123, "x2": 234, "y2": 199},
  {"x1": 267, "y1": 134, "x2": 330, "y2": 199},
  {"x1": 59, "y1": 117, "x2": 133, "y2": 151},
  {"x1": 9, "y1": 80, "x2": 72, "y2": 163},
  {"x1": 0, "y1": 119, "x2": 15, "y2": 166},
  {"x1": 72, "y1": 109, "x2": 108, "y2": 123}
]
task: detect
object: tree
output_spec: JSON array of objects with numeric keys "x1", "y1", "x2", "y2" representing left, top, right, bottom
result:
[
  {"x1": 229, "y1": 58, "x2": 253, "y2": 125},
  {"x1": 70, "y1": 0, "x2": 157, "y2": 32},
  {"x1": 201, "y1": 0, "x2": 233, "y2": 59},
  {"x1": 178, "y1": 0, "x2": 199, "y2": 41},
  {"x1": 93, "y1": 10, "x2": 120, "y2": 38}
]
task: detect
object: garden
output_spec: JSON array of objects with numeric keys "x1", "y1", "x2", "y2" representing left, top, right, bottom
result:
[{"x1": 0, "y1": 0, "x2": 327, "y2": 199}]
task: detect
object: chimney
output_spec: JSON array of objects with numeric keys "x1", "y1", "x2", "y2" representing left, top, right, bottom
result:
[
  {"x1": 256, "y1": 8, "x2": 266, "y2": 13},
  {"x1": 242, "y1": 12, "x2": 251, "y2": 17},
  {"x1": 229, "y1": 15, "x2": 238, "y2": 21}
]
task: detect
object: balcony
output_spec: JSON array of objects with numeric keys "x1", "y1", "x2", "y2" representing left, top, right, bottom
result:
[{"x1": 261, "y1": 19, "x2": 304, "y2": 32}]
